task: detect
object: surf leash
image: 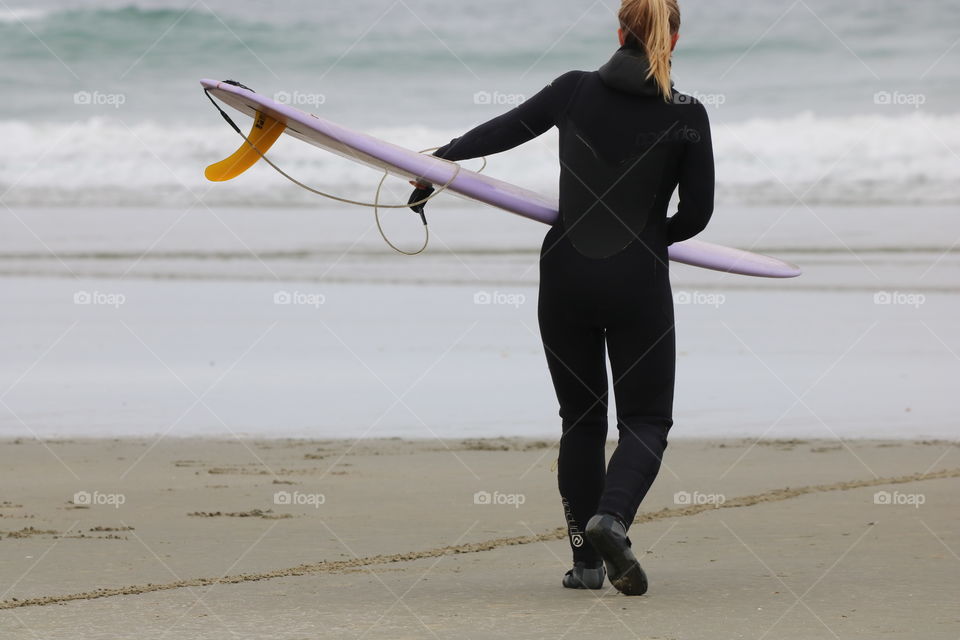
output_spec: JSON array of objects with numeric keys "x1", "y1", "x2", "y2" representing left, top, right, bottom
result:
[{"x1": 204, "y1": 80, "x2": 487, "y2": 256}]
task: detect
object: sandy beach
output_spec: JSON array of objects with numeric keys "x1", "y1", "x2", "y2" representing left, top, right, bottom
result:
[{"x1": 1, "y1": 436, "x2": 957, "y2": 638}]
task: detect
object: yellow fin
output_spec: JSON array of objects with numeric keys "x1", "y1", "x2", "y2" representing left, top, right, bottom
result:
[{"x1": 205, "y1": 112, "x2": 285, "y2": 182}]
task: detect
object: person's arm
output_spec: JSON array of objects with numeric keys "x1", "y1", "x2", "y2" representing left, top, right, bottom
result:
[
  {"x1": 666, "y1": 102, "x2": 715, "y2": 245},
  {"x1": 433, "y1": 71, "x2": 584, "y2": 161}
]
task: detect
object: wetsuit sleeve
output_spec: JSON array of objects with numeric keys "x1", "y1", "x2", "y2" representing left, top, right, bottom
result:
[
  {"x1": 433, "y1": 72, "x2": 583, "y2": 162},
  {"x1": 667, "y1": 103, "x2": 715, "y2": 245}
]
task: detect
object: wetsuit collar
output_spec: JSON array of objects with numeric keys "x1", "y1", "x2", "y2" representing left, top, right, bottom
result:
[{"x1": 597, "y1": 45, "x2": 671, "y2": 97}]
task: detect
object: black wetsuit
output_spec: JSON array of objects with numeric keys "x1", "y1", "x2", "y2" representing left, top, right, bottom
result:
[{"x1": 434, "y1": 45, "x2": 714, "y2": 564}]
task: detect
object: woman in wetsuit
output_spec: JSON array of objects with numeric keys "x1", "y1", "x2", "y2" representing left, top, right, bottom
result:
[{"x1": 410, "y1": 0, "x2": 713, "y2": 595}]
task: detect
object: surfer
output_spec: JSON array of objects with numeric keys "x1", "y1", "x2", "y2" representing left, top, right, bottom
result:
[{"x1": 411, "y1": 0, "x2": 713, "y2": 595}]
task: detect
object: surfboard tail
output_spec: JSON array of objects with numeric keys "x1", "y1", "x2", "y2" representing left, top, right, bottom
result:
[{"x1": 204, "y1": 111, "x2": 285, "y2": 182}]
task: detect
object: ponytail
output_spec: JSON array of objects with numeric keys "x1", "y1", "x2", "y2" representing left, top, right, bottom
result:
[{"x1": 618, "y1": 0, "x2": 681, "y2": 101}]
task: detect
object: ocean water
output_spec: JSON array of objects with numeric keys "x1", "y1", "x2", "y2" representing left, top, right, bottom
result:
[
  {"x1": 2, "y1": 1, "x2": 958, "y2": 440},
  {"x1": 1, "y1": 0, "x2": 959, "y2": 207}
]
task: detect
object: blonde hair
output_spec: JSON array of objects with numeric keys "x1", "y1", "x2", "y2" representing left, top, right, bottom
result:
[{"x1": 618, "y1": 0, "x2": 681, "y2": 100}]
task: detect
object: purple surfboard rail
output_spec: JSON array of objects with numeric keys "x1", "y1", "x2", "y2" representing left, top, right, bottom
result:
[{"x1": 201, "y1": 79, "x2": 801, "y2": 278}]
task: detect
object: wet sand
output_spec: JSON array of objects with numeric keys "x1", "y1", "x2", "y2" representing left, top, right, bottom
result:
[{"x1": 1, "y1": 436, "x2": 957, "y2": 638}]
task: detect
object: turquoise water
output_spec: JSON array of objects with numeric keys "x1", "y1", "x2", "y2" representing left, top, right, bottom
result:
[
  {"x1": 2, "y1": 0, "x2": 959, "y2": 205},
  {"x1": 4, "y1": 0, "x2": 959, "y2": 121}
]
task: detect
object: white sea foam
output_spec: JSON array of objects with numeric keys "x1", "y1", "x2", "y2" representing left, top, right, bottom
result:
[
  {"x1": 0, "y1": 7, "x2": 50, "y2": 23},
  {"x1": 1, "y1": 111, "x2": 958, "y2": 207}
]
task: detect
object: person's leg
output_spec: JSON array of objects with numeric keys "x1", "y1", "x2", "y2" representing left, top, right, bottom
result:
[
  {"x1": 539, "y1": 312, "x2": 609, "y2": 563},
  {"x1": 538, "y1": 227, "x2": 610, "y2": 565},
  {"x1": 598, "y1": 297, "x2": 675, "y2": 528},
  {"x1": 583, "y1": 289, "x2": 674, "y2": 596}
]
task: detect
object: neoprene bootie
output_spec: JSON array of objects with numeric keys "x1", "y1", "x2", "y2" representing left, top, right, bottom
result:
[
  {"x1": 585, "y1": 513, "x2": 648, "y2": 595},
  {"x1": 562, "y1": 560, "x2": 606, "y2": 589}
]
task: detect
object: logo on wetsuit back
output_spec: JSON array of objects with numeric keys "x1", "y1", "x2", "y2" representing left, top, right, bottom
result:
[{"x1": 633, "y1": 125, "x2": 701, "y2": 148}]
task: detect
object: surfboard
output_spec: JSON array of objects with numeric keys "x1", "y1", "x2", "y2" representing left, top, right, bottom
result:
[{"x1": 201, "y1": 79, "x2": 801, "y2": 278}]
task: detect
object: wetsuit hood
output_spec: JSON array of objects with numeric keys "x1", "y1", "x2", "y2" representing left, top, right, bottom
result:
[{"x1": 597, "y1": 45, "x2": 671, "y2": 97}]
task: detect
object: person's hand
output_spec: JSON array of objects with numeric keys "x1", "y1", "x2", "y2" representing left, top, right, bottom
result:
[{"x1": 407, "y1": 180, "x2": 435, "y2": 223}]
